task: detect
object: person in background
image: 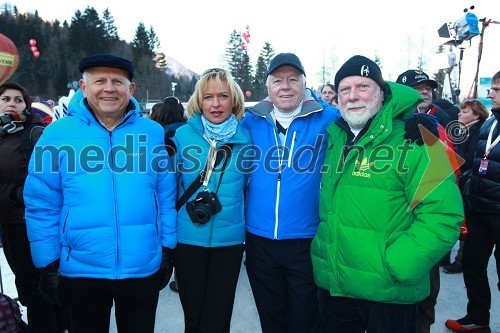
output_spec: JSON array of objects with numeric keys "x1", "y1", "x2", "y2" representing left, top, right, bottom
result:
[
  {"x1": 397, "y1": 70, "x2": 453, "y2": 129},
  {"x1": 444, "y1": 98, "x2": 489, "y2": 275},
  {"x1": 172, "y1": 68, "x2": 251, "y2": 333},
  {"x1": 433, "y1": 97, "x2": 459, "y2": 123},
  {"x1": 24, "y1": 54, "x2": 176, "y2": 333},
  {"x1": 150, "y1": 95, "x2": 187, "y2": 293},
  {"x1": 0, "y1": 82, "x2": 67, "y2": 332},
  {"x1": 397, "y1": 68, "x2": 461, "y2": 333},
  {"x1": 320, "y1": 83, "x2": 338, "y2": 107},
  {"x1": 150, "y1": 96, "x2": 186, "y2": 134},
  {"x1": 151, "y1": 96, "x2": 187, "y2": 155},
  {"x1": 150, "y1": 102, "x2": 162, "y2": 117},
  {"x1": 31, "y1": 100, "x2": 55, "y2": 125},
  {"x1": 445, "y1": 70, "x2": 500, "y2": 333},
  {"x1": 312, "y1": 55, "x2": 463, "y2": 333},
  {"x1": 241, "y1": 53, "x2": 340, "y2": 333}
]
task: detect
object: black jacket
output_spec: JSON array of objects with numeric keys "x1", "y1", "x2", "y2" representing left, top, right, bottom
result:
[
  {"x1": 457, "y1": 120, "x2": 485, "y2": 172},
  {"x1": 465, "y1": 109, "x2": 500, "y2": 214},
  {"x1": 0, "y1": 115, "x2": 44, "y2": 224},
  {"x1": 457, "y1": 120, "x2": 484, "y2": 193},
  {"x1": 428, "y1": 103, "x2": 453, "y2": 128}
]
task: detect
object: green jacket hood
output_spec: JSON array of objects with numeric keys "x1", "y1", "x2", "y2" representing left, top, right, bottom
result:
[{"x1": 383, "y1": 81, "x2": 423, "y2": 119}]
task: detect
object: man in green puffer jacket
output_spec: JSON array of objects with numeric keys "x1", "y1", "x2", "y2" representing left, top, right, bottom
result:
[{"x1": 310, "y1": 55, "x2": 464, "y2": 333}]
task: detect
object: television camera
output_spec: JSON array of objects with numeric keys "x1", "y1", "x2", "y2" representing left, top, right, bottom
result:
[
  {"x1": 437, "y1": 5, "x2": 499, "y2": 99},
  {"x1": 437, "y1": 6, "x2": 479, "y2": 45}
]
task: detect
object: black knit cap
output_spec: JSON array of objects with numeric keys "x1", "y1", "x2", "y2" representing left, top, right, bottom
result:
[
  {"x1": 334, "y1": 55, "x2": 386, "y2": 93},
  {"x1": 79, "y1": 54, "x2": 134, "y2": 80},
  {"x1": 266, "y1": 53, "x2": 306, "y2": 78},
  {"x1": 396, "y1": 70, "x2": 438, "y2": 89}
]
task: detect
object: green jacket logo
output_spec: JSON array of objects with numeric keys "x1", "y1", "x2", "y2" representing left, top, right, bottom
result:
[{"x1": 352, "y1": 157, "x2": 372, "y2": 178}]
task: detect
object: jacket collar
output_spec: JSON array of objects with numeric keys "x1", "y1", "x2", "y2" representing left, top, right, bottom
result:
[{"x1": 187, "y1": 112, "x2": 248, "y2": 145}]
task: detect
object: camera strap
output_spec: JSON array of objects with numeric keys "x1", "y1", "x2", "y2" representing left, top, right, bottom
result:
[{"x1": 175, "y1": 144, "x2": 233, "y2": 211}]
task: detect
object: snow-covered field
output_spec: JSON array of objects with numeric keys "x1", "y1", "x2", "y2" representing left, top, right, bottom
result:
[{"x1": 1, "y1": 242, "x2": 498, "y2": 333}]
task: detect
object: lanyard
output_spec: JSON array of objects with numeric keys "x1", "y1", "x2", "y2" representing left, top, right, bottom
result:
[
  {"x1": 485, "y1": 120, "x2": 500, "y2": 159},
  {"x1": 202, "y1": 139, "x2": 218, "y2": 187}
]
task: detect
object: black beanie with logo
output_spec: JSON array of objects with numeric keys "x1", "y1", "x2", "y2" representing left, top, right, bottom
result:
[{"x1": 334, "y1": 55, "x2": 386, "y2": 93}]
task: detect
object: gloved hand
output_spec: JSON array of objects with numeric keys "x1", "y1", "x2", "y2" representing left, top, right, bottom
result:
[
  {"x1": 404, "y1": 113, "x2": 439, "y2": 146},
  {"x1": 159, "y1": 247, "x2": 174, "y2": 290},
  {"x1": 39, "y1": 260, "x2": 62, "y2": 305}
]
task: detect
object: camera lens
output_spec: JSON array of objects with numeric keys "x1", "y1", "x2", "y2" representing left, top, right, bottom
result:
[
  {"x1": 192, "y1": 208, "x2": 210, "y2": 225},
  {"x1": 186, "y1": 191, "x2": 222, "y2": 225}
]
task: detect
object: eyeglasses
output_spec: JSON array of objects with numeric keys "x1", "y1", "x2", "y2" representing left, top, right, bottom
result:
[
  {"x1": 201, "y1": 68, "x2": 225, "y2": 76},
  {"x1": 163, "y1": 96, "x2": 180, "y2": 104},
  {"x1": 464, "y1": 99, "x2": 478, "y2": 104}
]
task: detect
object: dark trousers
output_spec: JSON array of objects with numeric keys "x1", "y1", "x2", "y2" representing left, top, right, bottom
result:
[
  {"x1": 245, "y1": 232, "x2": 320, "y2": 333},
  {"x1": 417, "y1": 263, "x2": 440, "y2": 333},
  {"x1": 174, "y1": 242, "x2": 244, "y2": 333},
  {"x1": 1, "y1": 223, "x2": 67, "y2": 333},
  {"x1": 318, "y1": 288, "x2": 419, "y2": 333},
  {"x1": 462, "y1": 212, "x2": 500, "y2": 324},
  {"x1": 60, "y1": 273, "x2": 160, "y2": 333}
]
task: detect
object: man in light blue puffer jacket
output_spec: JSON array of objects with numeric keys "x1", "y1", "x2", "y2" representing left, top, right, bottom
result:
[{"x1": 24, "y1": 54, "x2": 176, "y2": 333}]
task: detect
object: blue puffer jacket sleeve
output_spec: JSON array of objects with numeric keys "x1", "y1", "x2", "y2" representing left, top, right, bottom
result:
[{"x1": 24, "y1": 133, "x2": 63, "y2": 267}]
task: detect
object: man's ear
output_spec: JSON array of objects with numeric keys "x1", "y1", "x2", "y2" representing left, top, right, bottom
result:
[
  {"x1": 79, "y1": 79, "x2": 86, "y2": 95},
  {"x1": 129, "y1": 82, "x2": 137, "y2": 95}
]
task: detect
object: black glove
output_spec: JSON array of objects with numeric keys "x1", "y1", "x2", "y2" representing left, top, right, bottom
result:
[
  {"x1": 39, "y1": 260, "x2": 62, "y2": 305},
  {"x1": 404, "y1": 113, "x2": 439, "y2": 146},
  {"x1": 159, "y1": 247, "x2": 174, "y2": 291}
]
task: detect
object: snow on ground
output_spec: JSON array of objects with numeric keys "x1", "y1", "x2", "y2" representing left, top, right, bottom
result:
[{"x1": 1, "y1": 242, "x2": 498, "y2": 332}]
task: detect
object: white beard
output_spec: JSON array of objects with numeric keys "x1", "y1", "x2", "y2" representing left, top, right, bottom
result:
[{"x1": 340, "y1": 89, "x2": 384, "y2": 130}]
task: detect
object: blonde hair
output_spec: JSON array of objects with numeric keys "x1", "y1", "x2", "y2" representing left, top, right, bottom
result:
[
  {"x1": 186, "y1": 69, "x2": 245, "y2": 120},
  {"x1": 459, "y1": 99, "x2": 489, "y2": 121}
]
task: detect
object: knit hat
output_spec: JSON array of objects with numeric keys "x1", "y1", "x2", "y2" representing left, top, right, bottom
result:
[
  {"x1": 266, "y1": 53, "x2": 306, "y2": 78},
  {"x1": 79, "y1": 54, "x2": 134, "y2": 80},
  {"x1": 396, "y1": 70, "x2": 438, "y2": 89},
  {"x1": 334, "y1": 55, "x2": 386, "y2": 93}
]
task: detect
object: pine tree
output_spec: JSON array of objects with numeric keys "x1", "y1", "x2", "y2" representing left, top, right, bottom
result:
[
  {"x1": 252, "y1": 42, "x2": 275, "y2": 100},
  {"x1": 238, "y1": 51, "x2": 253, "y2": 98},
  {"x1": 132, "y1": 23, "x2": 151, "y2": 55},
  {"x1": 226, "y1": 30, "x2": 243, "y2": 80},
  {"x1": 68, "y1": 7, "x2": 107, "y2": 56},
  {"x1": 148, "y1": 26, "x2": 160, "y2": 53},
  {"x1": 131, "y1": 23, "x2": 169, "y2": 102},
  {"x1": 102, "y1": 8, "x2": 119, "y2": 41},
  {"x1": 224, "y1": 29, "x2": 253, "y2": 96}
]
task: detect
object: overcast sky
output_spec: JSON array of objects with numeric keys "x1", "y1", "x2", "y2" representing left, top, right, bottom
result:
[{"x1": 12, "y1": 0, "x2": 500, "y2": 96}]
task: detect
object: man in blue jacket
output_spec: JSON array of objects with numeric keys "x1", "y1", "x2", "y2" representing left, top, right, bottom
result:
[
  {"x1": 24, "y1": 54, "x2": 176, "y2": 333},
  {"x1": 241, "y1": 53, "x2": 340, "y2": 333}
]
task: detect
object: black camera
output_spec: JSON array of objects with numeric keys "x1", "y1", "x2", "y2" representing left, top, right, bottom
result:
[{"x1": 186, "y1": 191, "x2": 222, "y2": 225}]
